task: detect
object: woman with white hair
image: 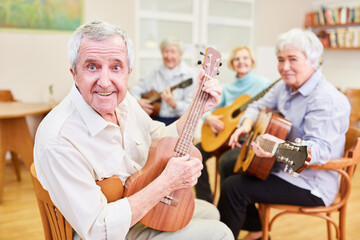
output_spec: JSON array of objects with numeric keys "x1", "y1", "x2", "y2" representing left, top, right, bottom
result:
[{"x1": 217, "y1": 28, "x2": 351, "y2": 240}]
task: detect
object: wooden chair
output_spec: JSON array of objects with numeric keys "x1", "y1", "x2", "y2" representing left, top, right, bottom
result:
[
  {"x1": 258, "y1": 126, "x2": 360, "y2": 240},
  {"x1": 30, "y1": 163, "x2": 122, "y2": 239},
  {"x1": 30, "y1": 163, "x2": 75, "y2": 240},
  {"x1": 344, "y1": 88, "x2": 360, "y2": 128},
  {"x1": 0, "y1": 90, "x2": 21, "y2": 181}
]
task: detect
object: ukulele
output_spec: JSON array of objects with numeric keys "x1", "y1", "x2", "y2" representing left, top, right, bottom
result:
[
  {"x1": 234, "y1": 108, "x2": 310, "y2": 180},
  {"x1": 141, "y1": 78, "x2": 193, "y2": 117},
  {"x1": 201, "y1": 79, "x2": 281, "y2": 155},
  {"x1": 123, "y1": 47, "x2": 222, "y2": 231}
]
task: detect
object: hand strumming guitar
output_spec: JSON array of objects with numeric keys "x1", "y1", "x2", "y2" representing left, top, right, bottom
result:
[
  {"x1": 228, "y1": 118, "x2": 253, "y2": 149},
  {"x1": 205, "y1": 114, "x2": 224, "y2": 133}
]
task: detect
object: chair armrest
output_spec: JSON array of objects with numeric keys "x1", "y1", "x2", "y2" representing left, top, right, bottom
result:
[{"x1": 309, "y1": 157, "x2": 357, "y2": 170}]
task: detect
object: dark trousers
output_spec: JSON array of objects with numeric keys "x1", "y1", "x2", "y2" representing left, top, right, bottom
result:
[
  {"x1": 217, "y1": 174, "x2": 325, "y2": 238},
  {"x1": 195, "y1": 143, "x2": 240, "y2": 203},
  {"x1": 152, "y1": 116, "x2": 178, "y2": 126}
]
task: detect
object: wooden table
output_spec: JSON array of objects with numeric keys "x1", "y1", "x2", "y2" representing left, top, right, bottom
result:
[{"x1": 0, "y1": 102, "x2": 52, "y2": 203}]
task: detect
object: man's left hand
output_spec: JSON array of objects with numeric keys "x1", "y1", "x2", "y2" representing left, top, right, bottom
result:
[{"x1": 195, "y1": 69, "x2": 222, "y2": 113}]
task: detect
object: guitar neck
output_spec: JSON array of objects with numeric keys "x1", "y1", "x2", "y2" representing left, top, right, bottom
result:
[
  {"x1": 239, "y1": 78, "x2": 281, "y2": 112},
  {"x1": 256, "y1": 137, "x2": 279, "y2": 156},
  {"x1": 151, "y1": 78, "x2": 193, "y2": 103}
]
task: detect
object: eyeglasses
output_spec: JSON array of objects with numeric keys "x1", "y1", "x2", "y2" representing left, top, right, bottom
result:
[{"x1": 232, "y1": 57, "x2": 250, "y2": 62}]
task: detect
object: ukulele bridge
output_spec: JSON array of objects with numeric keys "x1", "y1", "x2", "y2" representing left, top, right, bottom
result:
[{"x1": 160, "y1": 195, "x2": 179, "y2": 207}]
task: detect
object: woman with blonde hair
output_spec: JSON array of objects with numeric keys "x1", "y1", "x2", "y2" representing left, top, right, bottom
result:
[{"x1": 195, "y1": 45, "x2": 270, "y2": 203}]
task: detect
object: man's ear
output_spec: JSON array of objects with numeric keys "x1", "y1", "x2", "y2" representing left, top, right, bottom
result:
[{"x1": 70, "y1": 68, "x2": 78, "y2": 86}]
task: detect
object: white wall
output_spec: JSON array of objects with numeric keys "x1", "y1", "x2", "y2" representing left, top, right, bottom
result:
[{"x1": 253, "y1": 0, "x2": 313, "y2": 81}]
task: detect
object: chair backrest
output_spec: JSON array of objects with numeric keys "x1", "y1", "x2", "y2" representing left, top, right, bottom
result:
[
  {"x1": 345, "y1": 88, "x2": 360, "y2": 126},
  {"x1": 339, "y1": 126, "x2": 360, "y2": 201},
  {"x1": 0, "y1": 89, "x2": 16, "y2": 102},
  {"x1": 30, "y1": 163, "x2": 74, "y2": 240}
]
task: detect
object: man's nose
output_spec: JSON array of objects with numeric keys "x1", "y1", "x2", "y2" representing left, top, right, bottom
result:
[{"x1": 97, "y1": 69, "x2": 111, "y2": 87}]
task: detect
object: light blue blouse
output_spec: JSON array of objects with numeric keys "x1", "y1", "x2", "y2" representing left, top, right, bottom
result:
[{"x1": 202, "y1": 70, "x2": 270, "y2": 119}]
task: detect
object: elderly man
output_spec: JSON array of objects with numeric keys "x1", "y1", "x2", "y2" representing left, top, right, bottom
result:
[
  {"x1": 130, "y1": 38, "x2": 195, "y2": 125},
  {"x1": 34, "y1": 20, "x2": 233, "y2": 240}
]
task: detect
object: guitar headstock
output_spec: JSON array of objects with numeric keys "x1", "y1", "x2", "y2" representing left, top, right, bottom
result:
[
  {"x1": 276, "y1": 138, "x2": 311, "y2": 176},
  {"x1": 201, "y1": 48, "x2": 222, "y2": 78}
]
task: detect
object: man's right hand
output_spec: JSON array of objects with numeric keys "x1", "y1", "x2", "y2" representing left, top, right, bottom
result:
[
  {"x1": 161, "y1": 154, "x2": 203, "y2": 193},
  {"x1": 138, "y1": 98, "x2": 154, "y2": 115},
  {"x1": 205, "y1": 115, "x2": 224, "y2": 133}
]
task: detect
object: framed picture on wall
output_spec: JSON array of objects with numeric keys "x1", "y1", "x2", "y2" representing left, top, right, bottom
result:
[{"x1": 0, "y1": 0, "x2": 82, "y2": 31}]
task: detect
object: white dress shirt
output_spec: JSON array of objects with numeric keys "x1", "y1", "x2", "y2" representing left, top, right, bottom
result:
[{"x1": 34, "y1": 85, "x2": 178, "y2": 240}]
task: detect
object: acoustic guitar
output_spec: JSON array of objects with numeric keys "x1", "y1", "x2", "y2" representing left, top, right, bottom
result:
[
  {"x1": 201, "y1": 78, "x2": 281, "y2": 155},
  {"x1": 233, "y1": 108, "x2": 311, "y2": 180},
  {"x1": 142, "y1": 78, "x2": 193, "y2": 117},
  {"x1": 122, "y1": 47, "x2": 221, "y2": 231}
]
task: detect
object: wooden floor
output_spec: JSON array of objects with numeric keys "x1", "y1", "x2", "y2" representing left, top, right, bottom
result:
[{"x1": 1, "y1": 158, "x2": 360, "y2": 240}]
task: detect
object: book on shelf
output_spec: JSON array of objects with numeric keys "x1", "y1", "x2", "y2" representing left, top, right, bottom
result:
[{"x1": 305, "y1": 5, "x2": 360, "y2": 27}]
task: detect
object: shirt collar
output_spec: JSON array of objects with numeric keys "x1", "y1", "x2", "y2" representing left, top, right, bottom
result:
[
  {"x1": 160, "y1": 60, "x2": 188, "y2": 76},
  {"x1": 70, "y1": 85, "x2": 116, "y2": 136},
  {"x1": 286, "y1": 67, "x2": 322, "y2": 97}
]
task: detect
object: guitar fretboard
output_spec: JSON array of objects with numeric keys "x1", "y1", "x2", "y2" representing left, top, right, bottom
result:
[{"x1": 256, "y1": 137, "x2": 278, "y2": 154}]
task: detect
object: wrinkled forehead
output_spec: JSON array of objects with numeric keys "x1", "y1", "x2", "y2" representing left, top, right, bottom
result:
[{"x1": 277, "y1": 45, "x2": 306, "y2": 58}]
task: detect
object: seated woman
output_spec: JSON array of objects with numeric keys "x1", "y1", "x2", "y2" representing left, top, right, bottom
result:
[
  {"x1": 218, "y1": 28, "x2": 351, "y2": 240},
  {"x1": 195, "y1": 46, "x2": 270, "y2": 203}
]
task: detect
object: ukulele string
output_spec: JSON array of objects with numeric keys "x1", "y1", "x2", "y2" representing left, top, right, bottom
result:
[{"x1": 174, "y1": 76, "x2": 208, "y2": 157}]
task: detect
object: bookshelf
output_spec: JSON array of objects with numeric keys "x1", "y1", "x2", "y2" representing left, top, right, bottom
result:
[{"x1": 305, "y1": 5, "x2": 360, "y2": 49}]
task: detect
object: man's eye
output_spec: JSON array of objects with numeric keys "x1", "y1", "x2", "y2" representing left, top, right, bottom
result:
[
  {"x1": 88, "y1": 64, "x2": 96, "y2": 70},
  {"x1": 113, "y1": 65, "x2": 121, "y2": 71},
  {"x1": 278, "y1": 59, "x2": 284, "y2": 63}
]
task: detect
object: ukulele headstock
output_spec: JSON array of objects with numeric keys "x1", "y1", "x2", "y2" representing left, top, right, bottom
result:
[
  {"x1": 200, "y1": 48, "x2": 222, "y2": 77},
  {"x1": 277, "y1": 138, "x2": 311, "y2": 176}
]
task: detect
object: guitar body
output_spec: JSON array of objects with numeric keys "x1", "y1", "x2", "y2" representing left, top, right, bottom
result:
[
  {"x1": 124, "y1": 136, "x2": 202, "y2": 231},
  {"x1": 201, "y1": 94, "x2": 251, "y2": 154},
  {"x1": 234, "y1": 108, "x2": 292, "y2": 180}
]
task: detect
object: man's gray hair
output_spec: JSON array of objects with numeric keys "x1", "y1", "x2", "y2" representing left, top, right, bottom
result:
[
  {"x1": 275, "y1": 28, "x2": 323, "y2": 67},
  {"x1": 68, "y1": 19, "x2": 134, "y2": 73},
  {"x1": 159, "y1": 37, "x2": 184, "y2": 53}
]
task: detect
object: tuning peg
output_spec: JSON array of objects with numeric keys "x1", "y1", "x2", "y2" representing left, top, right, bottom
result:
[
  {"x1": 197, "y1": 60, "x2": 202, "y2": 65},
  {"x1": 219, "y1": 62, "x2": 222, "y2": 67},
  {"x1": 283, "y1": 164, "x2": 289, "y2": 172},
  {"x1": 200, "y1": 51, "x2": 204, "y2": 55},
  {"x1": 217, "y1": 71, "x2": 220, "y2": 75},
  {"x1": 295, "y1": 138, "x2": 303, "y2": 145}
]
